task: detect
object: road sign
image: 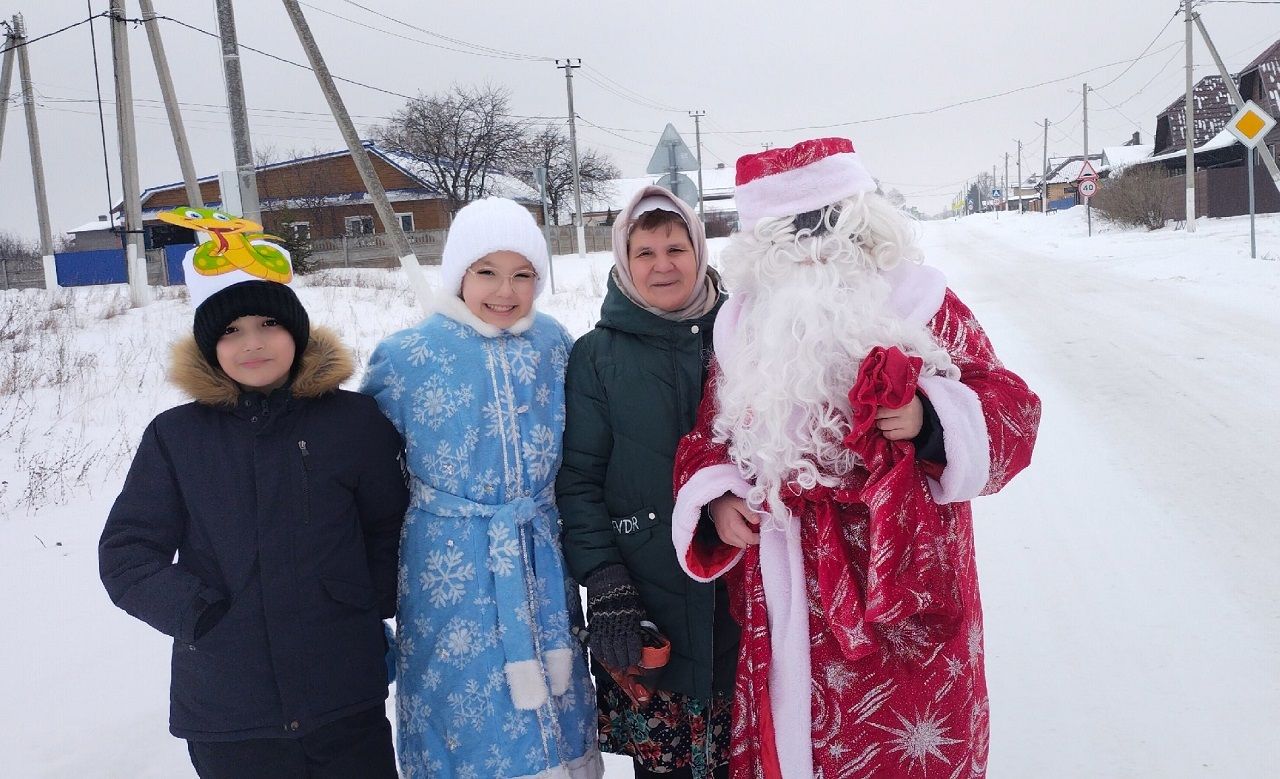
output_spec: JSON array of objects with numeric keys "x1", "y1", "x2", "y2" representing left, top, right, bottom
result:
[
  {"x1": 646, "y1": 124, "x2": 699, "y2": 175},
  {"x1": 655, "y1": 172, "x2": 699, "y2": 207},
  {"x1": 1079, "y1": 179, "x2": 1098, "y2": 199},
  {"x1": 1076, "y1": 159, "x2": 1099, "y2": 183},
  {"x1": 991, "y1": 188, "x2": 1002, "y2": 199},
  {"x1": 1226, "y1": 100, "x2": 1276, "y2": 150}
]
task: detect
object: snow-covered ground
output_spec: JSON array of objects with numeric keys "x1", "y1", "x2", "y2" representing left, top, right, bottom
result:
[{"x1": 2, "y1": 207, "x2": 1276, "y2": 777}]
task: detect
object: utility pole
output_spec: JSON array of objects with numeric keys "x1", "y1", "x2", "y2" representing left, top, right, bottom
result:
[
  {"x1": 280, "y1": 0, "x2": 430, "y2": 311},
  {"x1": 689, "y1": 110, "x2": 706, "y2": 226},
  {"x1": 13, "y1": 15, "x2": 57, "y2": 289},
  {"x1": 139, "y1": 0, "x2": 202, "y2": 207},
  {"x1": 1193, "y1": 11, "x2": 1280, "y2": 193},
  {"x1": 992, "y1": 164, "x2": 999, "y2": 219},
  {"x1": 1084, "y1": 82, "x2": 1092, "y2": 236},
  {"x1": 556, "y1": 58, "x2": 586, "y2": 258},
  {"x1": 1016, "y1": 139, "x2": 1024, "y2": 214},
  {"x1": 1004, "y1": 152, "x2": 1010, "y2": 213},
  {"x1": 1183, "y1": 0, "x2": 1197, "y2": 232},
  {"x1": 109, "y1": 2, "x2": 149, "y2": 305},
  {"x1": 1042, "y1": 118, "x2": 1050, "y2": 214},
  {"x1": 215, "y1": 0, "x2": 260, "y2": 222},
  {"x1": 0, "y1": 22, "x2": 15, "y2": 166}
]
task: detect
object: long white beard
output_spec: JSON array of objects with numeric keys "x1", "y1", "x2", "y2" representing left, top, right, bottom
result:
[{"x1": 712, "y1": 194, "x2": 956, "y2": 529}]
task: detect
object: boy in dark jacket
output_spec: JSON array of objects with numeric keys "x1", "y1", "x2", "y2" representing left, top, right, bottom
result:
[{"x1": 99, "y1": 237, "x2": 408, "y2": 779}]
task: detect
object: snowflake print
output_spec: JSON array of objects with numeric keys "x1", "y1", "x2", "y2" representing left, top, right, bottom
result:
[
  {"x1": 535, "y1": 383, "x2": 551, "y2": 407},
  {"x1": 481, "y1": 399, "x2": 507, "y2": 441},
  {"x1": 522, "y1": 424, "x2": 557, "y2": 481},
  {"x1": 474, "y1": 468, "x2": 498, "y2": 500},
  {"x1": 382, "y1": 365, "x2": 407, "y2": 402},
  {"x1": 397, "y1": 693, "x2": 432, "y2": 735},
  {"x1": 398, "y1": 634, "x2": 416, "y2": 659},
  {"x1": 420, "y1": 547, "x2": 475, "y2": 608},
  {"x1": 446, "y1": 677, "x2": 496, "y2": 730},
  {"x1": 456, "y1": 764, "x2": 479, "y2": 779},
  {"x1": 507, "y1": 339, "x2": 541, "y2": 384},
  {"x1": 487, "y1": 523, "x2": 521, "y2": 577},
  {"x1": 484, "y1": 744, "x2": 513, "y2": 775},
  {"x1": 503, "y1": 710, "x2": 529, "y2": 738},
  {"x1": 871, "y1": 705, "x2": 962, "y2": 774},
  {"x1": 435, "y1": 617, "x2": 488, "y2": 669},
  {"x1": 399, "y1": 332, "x2": 425, "y2": 350},
  {"x1": 422, "y1": 668, "x2": 442, "y2": 691}
]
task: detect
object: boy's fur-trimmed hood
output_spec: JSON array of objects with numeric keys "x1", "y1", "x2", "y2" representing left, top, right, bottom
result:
[{"x1": 169, "y1": 326, "x2": 354, "y2": 406}]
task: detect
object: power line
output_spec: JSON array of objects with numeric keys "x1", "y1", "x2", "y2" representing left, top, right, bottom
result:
[
  {"x1": 713, "y1": 41, "x2": 1183, "y2": 134},
  {"x1": 297, "y1": 1, "x2": 549, "y2": 62},
  {"x1": 334, "y1": 0, "x2": 551, "y2": 61},
  {"x1": 1091, "y1": 10, "x2": 1180, "y2": 91},
  {"x1": 0, "y1": 12, "x2": 106, "y2": 54}
]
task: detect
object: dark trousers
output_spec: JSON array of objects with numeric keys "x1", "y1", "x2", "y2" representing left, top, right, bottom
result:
[{"x1": 186, "y1": 707, "x2": 396, "y2": 779}]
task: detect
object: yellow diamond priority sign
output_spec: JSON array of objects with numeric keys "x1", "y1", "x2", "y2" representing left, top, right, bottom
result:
[{"x1": 1227, "y1": 100, "x2": 1276, "y2": 149}]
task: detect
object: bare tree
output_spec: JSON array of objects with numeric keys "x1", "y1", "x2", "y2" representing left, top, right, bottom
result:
[
  {"x1": 516, "y1": 124, "x2": 620, "y2": 225},
  {"x1": 375, "y1": 84, "x2": 528, "y2": 214}
]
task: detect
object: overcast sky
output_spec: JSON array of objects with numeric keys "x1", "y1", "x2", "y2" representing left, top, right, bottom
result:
[{"x1": 0, "y1": 0, "x2": 1275, "y2": 240}]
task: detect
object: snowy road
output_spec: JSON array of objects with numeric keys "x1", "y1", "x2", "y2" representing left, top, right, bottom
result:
[{"x1": 924, "y1": 214, "x2": 1279, "y2": 777}]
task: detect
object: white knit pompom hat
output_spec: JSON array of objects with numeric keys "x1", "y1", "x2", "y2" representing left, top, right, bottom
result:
[{"x1": 440, "y1": 197, "x2": 549, "y2": 296}]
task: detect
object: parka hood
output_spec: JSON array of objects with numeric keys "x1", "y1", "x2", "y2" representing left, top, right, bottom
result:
[{"x1": 169, "y1": 325, "x2": 354, "y2": 406}]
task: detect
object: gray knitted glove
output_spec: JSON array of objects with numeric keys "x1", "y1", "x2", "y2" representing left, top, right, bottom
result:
[{"x1": 584, "y1": 564, "x2": 645, "y2": 670}]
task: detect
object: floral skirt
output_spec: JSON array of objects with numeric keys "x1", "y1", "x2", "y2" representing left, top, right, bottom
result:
[{"x1": 596, "y1": 671, "x2": 731, "y2": 777}]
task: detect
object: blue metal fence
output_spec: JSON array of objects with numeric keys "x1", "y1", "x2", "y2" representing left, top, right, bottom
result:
[
  {"x1": 54, "y1": 249, "x2": 126, "y2": 286},
  {"x1": 165, "y1": 243, "x2": 196, "y2": 285}
]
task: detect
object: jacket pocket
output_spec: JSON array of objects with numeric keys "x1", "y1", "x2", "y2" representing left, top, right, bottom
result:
[
  {"x1": 611, "y1": 507, "x2": 658, "y2": 554},
  {"x1": 321, "y1": 577, "x2": 377, "y2": 611}
]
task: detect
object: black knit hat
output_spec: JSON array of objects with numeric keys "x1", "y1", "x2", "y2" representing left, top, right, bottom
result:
[{"x1": 193, "y1": 280, "x2": 310, "y2": 369}]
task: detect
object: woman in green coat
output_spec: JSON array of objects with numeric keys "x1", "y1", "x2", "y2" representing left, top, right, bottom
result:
[{"x1": 557, "y1": 186, "x2": 737, "y2": 779}]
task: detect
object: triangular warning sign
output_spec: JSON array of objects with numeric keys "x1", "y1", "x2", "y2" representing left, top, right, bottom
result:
[
  {"x1": 1076, "y1": 159, "x2": 1099, "y2": 182},
  {"x1": 646, "y1": 124, "x2": 699, "y2": 175}
]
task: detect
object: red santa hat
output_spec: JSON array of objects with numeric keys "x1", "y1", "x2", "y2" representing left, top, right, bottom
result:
[{"x1": 734, "y1": 137, "x2": 877, "y2": 230}]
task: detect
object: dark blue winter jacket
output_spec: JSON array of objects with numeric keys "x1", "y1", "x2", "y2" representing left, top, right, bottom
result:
[{"x1": 99, "y1": 328, "x2": 408, "y2": 741}]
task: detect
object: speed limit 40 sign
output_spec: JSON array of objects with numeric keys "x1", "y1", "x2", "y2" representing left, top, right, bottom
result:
[{"x1": 1079, "y1": 179, "x2": 1098, "y2": 200}]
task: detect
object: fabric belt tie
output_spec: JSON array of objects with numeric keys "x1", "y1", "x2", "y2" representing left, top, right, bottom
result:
[{"x1": 409, "y1": 480, "x2": 574, "y2": 697}]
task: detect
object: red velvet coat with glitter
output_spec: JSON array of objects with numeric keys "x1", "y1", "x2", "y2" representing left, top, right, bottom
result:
[{"x1": 672, "y1": 286, "x2": 1040, "y2": 779}]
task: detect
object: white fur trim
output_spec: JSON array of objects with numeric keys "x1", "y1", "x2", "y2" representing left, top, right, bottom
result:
[
  {"x1": 918, "y1": 375, "x2": 991, "y2": 504},
  {"x1": 736, "y1": 152, "x2": 877, "y2": 230},
  {"x1": 505, "y1": 659, "x2": 549, "y2": 710},
  {"x1": 885, "y1": 262, "x2": 948, "y2": 326},
  {"x1": 433, "y1": 289, "x2": 536, "y2": 337},
  {"x1": 507, "y1": 749, "x2": 604, "y2": 779},
  {"x1": 672, "y1": 463, "x2": 752, "y2": 582},
  {"x1": 543, "y1": 647, "x2": 574, "y2": 696},
  {"x1": 711, "y1": 294, "x2": 745, "y2": 368},
  {"x1": 759, "y1": 521, "x2": 815, "y2": 778}
]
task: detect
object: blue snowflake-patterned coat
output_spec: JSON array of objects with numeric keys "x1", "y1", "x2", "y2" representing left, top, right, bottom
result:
[{"x1": 363, "y1": 297, "x2": 602, "y2": 779}]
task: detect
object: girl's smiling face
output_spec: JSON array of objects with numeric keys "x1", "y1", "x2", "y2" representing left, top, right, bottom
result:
[
  {"x1": 460, "y1": 251, "x2": 538, "y2": 327},
  {"x1": 215, "y1": 315, "x2": 296, "y2": 392}
]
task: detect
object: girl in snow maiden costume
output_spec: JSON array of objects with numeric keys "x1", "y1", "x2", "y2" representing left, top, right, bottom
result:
[
  {"x1": 99, "y1": 234, "x2": 407, "y2": 778},
  {"x1": 362, "y1": 197, "x2": 603, "y2": 779}
]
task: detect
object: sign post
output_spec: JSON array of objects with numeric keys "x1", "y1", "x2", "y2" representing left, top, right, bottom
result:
[
  {"x1": 1225, "y1": 100, "x2": 1276, "y2": 259},
  {"x1": 1076, "y1": 160, "x2": 1100, "y2": 237}
]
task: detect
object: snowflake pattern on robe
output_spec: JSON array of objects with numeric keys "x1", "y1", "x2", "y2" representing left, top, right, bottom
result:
[
  {"x1": 675, "y1": 288, "x2": 1040, "y2": 779},
  {"x1": 364, "y1": 311, "x2": 599, "y2": 779}
]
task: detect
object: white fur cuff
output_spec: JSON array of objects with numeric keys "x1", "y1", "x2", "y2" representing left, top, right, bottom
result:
[
  {"x1": 672, "y1": 463, "x2": 752, "y2": 582},
  {"x1": 544, "y1": 648, "x2": 574, "y2": 696},
  {"x1": 918, "y1": 374, "x2": 990, "y2": 504},
  {"x1": 505, "y1": 659, "x2": 549, "y2": 710}
]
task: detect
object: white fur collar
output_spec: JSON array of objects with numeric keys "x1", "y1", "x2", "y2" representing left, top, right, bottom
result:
[{"x1": 433, "y1": 290, "x2": 536, "y2": 338}]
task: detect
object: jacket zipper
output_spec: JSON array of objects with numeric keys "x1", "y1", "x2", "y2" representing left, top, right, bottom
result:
[{"x1": 298, "y1": 440, "x2": 312, "y2": 524}]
